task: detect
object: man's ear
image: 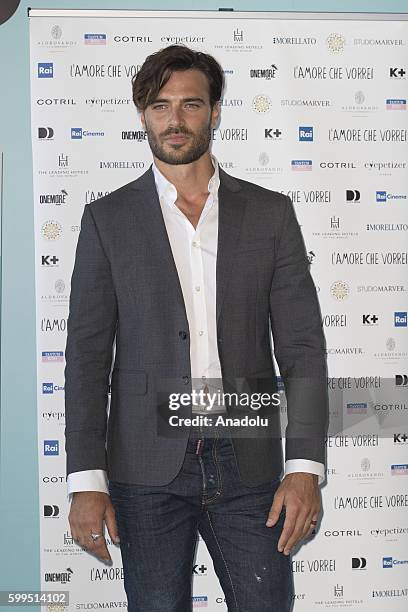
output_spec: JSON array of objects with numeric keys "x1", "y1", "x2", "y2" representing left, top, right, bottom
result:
[
  {"x1": 140, "y1": 111, "x2": 146, "y2": 127},
  {"x1": 211, "y1": 101, "x2": 221, "y2": 129}
]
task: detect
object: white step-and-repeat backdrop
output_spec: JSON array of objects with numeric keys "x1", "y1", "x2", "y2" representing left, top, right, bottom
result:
[{"x1": 29, "y1": 9, "x2": 408, "y2": 610}]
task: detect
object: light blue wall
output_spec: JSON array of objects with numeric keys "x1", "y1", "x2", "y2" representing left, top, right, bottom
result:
[{"x1": 0, "y1": 0, "x2": 406, "y2": 605}]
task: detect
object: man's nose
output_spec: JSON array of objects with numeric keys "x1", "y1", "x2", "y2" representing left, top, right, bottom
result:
[{"x1": 168, "y1": 105, "x2": 184, "y2": 126}]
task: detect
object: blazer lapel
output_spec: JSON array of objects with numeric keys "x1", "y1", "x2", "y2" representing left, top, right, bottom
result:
[
  {"x1": 130, "y1": 166, "x2": 188, "y2": 322},
  {"x1": 129, "y1": 164, "x2": 247, "y2": 327},
  {"x1": 216, "y1": 167, "x2": 247, "y2": 324}
]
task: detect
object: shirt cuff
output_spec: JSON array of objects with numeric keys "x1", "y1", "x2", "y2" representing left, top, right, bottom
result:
[
  {"x1": 67, "y1": 469, "x2": 109, "y2": 499},
  {"x1": 284, "y1": 459, "x2": 325, "y2": 485}
]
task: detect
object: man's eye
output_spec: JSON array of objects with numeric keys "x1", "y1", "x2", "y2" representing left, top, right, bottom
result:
[
  {"x1": 185, "y1": 103, "x2": 199, "y2": 109},
  {"x1": 152, "y1": 104, "x2": 166, "y2": 110}
]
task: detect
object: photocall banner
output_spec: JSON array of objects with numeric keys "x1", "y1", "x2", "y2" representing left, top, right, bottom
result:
[{"x1": 29, "y1": 9, "x2": 408, "y2": 610}]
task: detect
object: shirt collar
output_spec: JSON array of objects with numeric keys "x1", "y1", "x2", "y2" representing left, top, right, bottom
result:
[{"x1": 152, "y1": 154, "x2": 220, "y2": 209}]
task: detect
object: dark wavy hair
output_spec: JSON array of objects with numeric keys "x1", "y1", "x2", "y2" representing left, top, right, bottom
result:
[{"x1": 132, "y1": 44, "x2": 224, "y2": 111}]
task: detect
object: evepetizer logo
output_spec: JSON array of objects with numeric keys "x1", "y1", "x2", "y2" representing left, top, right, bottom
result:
[
  {"x1": 252, "y1": 95, "x2": 272, "y2": 113},
  {"x1": 326, "y1": 33, "x2": 346, "y2": 54}
]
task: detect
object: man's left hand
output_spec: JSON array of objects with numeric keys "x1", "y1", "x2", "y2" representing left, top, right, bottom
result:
[{"x1": 265, "y1": 473, "x2": 320, "y2": 555}]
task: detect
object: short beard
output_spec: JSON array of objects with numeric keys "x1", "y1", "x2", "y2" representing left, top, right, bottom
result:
[{"x1": 144, "y1": 119, "x2": 212, "y2": 166}]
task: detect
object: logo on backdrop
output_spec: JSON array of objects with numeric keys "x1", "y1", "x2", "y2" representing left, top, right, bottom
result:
[
  {"x1": 43, "y1": 505, "x2": 60, "y2": 518},
  {"x1": 44, "y1": 440, "x2": 59, "y2": 456},
  {"x1": 326, "y1": 33, "x2": 346, "y2": 53},
  {"x1": 38, "y1": 63, "x2": 53, "y2": 78},
  {"x1": 299, "y1": 126, "x2": 313, "y2": 141},
  {"x1": 394, "y1": 312, "x2": 407, "y2": 327},
  {"x1": 39, "y1": 190, "x2": 68, "y2": 205},
  {"x1": 252, "y1": 95, "x2": 272, "y2": 113},
  {"x1": 84, "y1": 34, "x2": 106, "y2": 45},
  {"x1": 41, "y1": 221, "x2": 62, "y2": 241},
  {"x1": 390, "y1": 67, "x2": 406, "y2": 78},
  {"x1": 250, "y1": 64, "x2": 278, "y2": 79},
  {"x1": 38, "y1": 127, "x2": 54, "y2": 139}
]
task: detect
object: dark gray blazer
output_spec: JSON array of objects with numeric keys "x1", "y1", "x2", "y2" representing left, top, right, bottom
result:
[{"x1": 64, "y1": 165, "x2": 328, "y2": 487}]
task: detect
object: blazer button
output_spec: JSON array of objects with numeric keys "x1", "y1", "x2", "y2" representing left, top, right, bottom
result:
[
  {"x1": 179, "y1": 330, "x2": 187, "y2": 340},
  {"x1": 182, "y1": 376, "x2": 190, "y2": 384}
]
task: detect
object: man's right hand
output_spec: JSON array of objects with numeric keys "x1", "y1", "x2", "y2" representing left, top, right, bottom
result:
[{"x1": 69, "y1": 492, "x2": 120, "y2": 564}]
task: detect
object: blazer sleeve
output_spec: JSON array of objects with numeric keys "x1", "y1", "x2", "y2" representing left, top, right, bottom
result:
[
  {"x1": 269, "y1": 195, "x2": 329, "y2": 465},
  {"x1": 64, "y1": 203, "x2": 118, "y2": 476}
]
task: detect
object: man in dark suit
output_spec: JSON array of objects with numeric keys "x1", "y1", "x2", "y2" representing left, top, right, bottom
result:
[{"x1": 65, "y1": 45, "x2": 328, "y2": 611}]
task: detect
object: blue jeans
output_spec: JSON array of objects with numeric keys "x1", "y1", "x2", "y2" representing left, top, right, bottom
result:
[{"x1": 108, "y1": 427, "x2": 294, "y2": 611}]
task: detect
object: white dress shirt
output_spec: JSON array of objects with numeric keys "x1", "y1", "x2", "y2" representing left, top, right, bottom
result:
[{"x1": 67, "y1": 156, "x2": 324, "y2": 496}]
